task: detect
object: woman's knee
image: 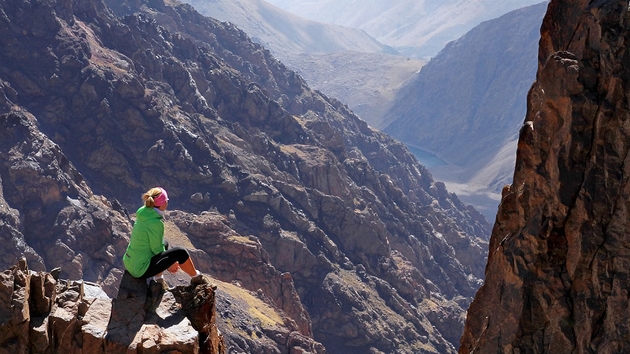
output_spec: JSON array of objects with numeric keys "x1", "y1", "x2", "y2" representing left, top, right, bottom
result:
[{"x1": 169, "y1": 246, "x2": 190, "y2": 263}]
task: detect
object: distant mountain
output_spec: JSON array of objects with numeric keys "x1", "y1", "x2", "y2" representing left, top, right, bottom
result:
[
  {"x1": 183, "y1": 0, "x2": 425, "y2": 129},
  {"x1": 282, "y1": 51, "x2": 425, "y2": 128},
  {"x1": 383, "y1": 2, "x2": 548, "y2": 220},
  {"x1": 266, "y1": 0, "x2": 547, "y2": 57},
  {"x1": 183, "y1": 0, "x2": 390, "y2": 57}
]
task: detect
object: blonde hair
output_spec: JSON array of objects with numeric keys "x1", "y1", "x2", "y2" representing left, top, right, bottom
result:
[{"x1": 142, "y1": 187, "x2": 163, "y2": 208}]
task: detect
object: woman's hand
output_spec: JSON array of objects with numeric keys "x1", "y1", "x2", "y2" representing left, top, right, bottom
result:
[{"x1": 168, "y1": 262, "x2": 180, "y2": 273}]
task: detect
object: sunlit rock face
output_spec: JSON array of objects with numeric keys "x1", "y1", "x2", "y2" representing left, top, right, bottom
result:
[
  {"x1": 0, "y1": 0, "x2": 490, "y2": 352},
  {"x1": 461, "y1": 1, "x2": 630, "y2": 353}
]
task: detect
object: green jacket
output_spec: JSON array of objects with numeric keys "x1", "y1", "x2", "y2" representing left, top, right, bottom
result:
[{"x1": 122, "y1": 206, "x2": 166, "y2": 277}]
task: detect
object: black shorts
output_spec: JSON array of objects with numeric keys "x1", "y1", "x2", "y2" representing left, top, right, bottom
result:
[{"x1": 140, "y1": 241, "x2": 191, "y2": 278}]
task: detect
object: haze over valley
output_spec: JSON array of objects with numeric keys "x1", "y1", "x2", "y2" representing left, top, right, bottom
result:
[
  {"x1": 185, "y1": 0, "x2": 549, "y2": 220},
  {"x1": 384, "y1": 2, "x2": 548, "y2": 220},
  {"x1": 265, "y1": 0, "x2": 546, "y2": 58}
]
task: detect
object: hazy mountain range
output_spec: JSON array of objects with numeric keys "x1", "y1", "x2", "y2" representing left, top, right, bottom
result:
[
  {"x1": 183, "y1": 0, "x2": 390, "y2": 57},
  {"x1": 281, "y1": 51, "x2": 426, "y2": 128},
  {"x1": 265, "y1": 0, "x2": 547, "y2": 57},
  {"x1": 384, "y1": 2, "x2": 548, "y2": 220}
]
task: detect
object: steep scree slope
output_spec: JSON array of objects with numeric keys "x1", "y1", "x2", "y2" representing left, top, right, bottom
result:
[
  {"x1": 461, "y1": 0, "x2": 630, "y2": 352},
  {"x1": 0, "y1": 0, "x2": 489, "y2": 352}
]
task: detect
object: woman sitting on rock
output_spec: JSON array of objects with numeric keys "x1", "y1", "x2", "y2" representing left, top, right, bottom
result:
[{"x1": 123, "y1": 187, "x2": 203, "y2": 286}]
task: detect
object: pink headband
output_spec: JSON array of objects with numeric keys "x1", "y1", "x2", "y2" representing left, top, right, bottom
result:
[{"x1": 154, "y1": 187, "x2": 169, "y2": 207}]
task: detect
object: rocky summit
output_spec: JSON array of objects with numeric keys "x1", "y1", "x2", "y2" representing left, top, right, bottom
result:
[
  {"x1": 0, "y1": 0, "x2": 490, "y2": 353},
  {"x1": 461, "y1": 1, "x2": 630, "y2": 353}
]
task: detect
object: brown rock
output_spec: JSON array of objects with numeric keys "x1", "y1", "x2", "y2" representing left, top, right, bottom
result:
[
  {"x1": 461, "y1": 1, "x2": 630, "y2": 353},
  {"x1": 29, "y1": 272, "x2": 56, "y2": 319},
  {"x1": 0, "y1": 263, "x2": 225, "y2": 354},
  {"x1": 172, "y1": 283, "x2": 224, "y2": 354},
  {"x1": 81, "y1": 297, "x2": 112, "y2": 353}
]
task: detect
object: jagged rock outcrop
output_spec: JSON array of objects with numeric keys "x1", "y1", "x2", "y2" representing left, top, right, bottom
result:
[
  {"x1": 0, "y1": 0, "x2": 491, "y2": 352},
  {"x1": 0, "y1": 259, "x2": 225, "y2": 353},
  {"x1": 461, "y1": 1, "x2": 630, "y2": 352}
]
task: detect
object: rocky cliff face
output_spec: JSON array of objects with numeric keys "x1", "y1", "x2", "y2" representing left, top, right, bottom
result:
[
  {"x1": 0, "y1": 0, "x2": 490, "y2": 352},
  {"x1": 461, "y1": 0, "x2": 630, "y2": 352}
]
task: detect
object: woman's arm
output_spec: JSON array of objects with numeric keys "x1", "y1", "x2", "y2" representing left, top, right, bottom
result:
[{"x1": 148, "y1": 219, "x2": 166, "y2": 255}]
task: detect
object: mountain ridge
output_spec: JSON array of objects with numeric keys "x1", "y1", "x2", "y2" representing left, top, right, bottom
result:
[
  {"x1": 183, "y1": 0, "x2": 391, "y2": 57},
  {"x1": 181, "y1": 0, "x2": 426, "y2": 129},
  {"x1": 0, "y1": 0, "x2": 489, "y2": 352},
  {"x1": 265, "y1": 0, "x2": 547, "y2": 57}
]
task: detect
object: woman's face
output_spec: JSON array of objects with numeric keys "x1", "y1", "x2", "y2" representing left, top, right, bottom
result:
[{"x1": 158, "y1": 202, "x2": 168, "y2": 211}]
